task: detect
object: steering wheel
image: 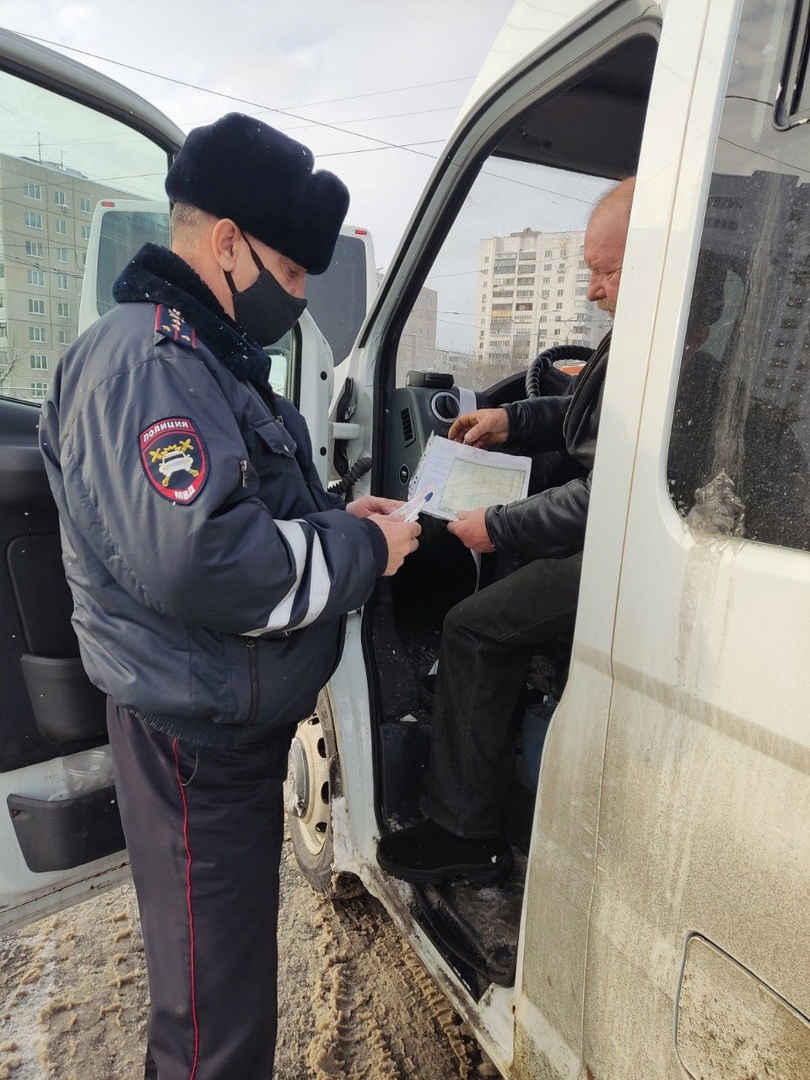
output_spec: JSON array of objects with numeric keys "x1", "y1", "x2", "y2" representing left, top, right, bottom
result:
[{"x1": 525, "y1": 345, "x2": 594, "y2": 398}]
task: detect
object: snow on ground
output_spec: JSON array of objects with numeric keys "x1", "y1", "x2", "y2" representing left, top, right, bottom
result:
[{"x1": 0, "y1": 833, "x2": 498, "y2": 1079}]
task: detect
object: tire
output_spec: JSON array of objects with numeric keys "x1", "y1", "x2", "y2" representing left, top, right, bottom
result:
[{"x1": 285, "y1": 688, "x2": 365, "y2": 899}]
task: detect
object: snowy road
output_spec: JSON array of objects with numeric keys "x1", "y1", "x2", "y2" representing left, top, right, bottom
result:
[{"x1": 0, "y1": 833, "x2": 497, "y2": 1079}]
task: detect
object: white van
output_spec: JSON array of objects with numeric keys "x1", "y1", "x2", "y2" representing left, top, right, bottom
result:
[{"x1": 1, "y1": 2, "x2": 809, "y2": 1077}]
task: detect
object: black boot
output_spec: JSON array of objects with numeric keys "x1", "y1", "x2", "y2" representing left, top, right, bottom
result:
[{"x1": 377, "y1": 819, "x2": 512, "y2": 885}]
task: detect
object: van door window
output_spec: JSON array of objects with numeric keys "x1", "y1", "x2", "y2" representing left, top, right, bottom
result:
[
  {"x1": 305, "y1": 232, "x2": 368, "y2": 366},
  {"x1": 667, "y1": 0, "x2": 810, "y2": 551},
  {"x1": 396, "y1": 161, "x2": 613, "y2": 393},
  {"x1": 0, "y1": 69, "x2": 168, "y2": 404}
]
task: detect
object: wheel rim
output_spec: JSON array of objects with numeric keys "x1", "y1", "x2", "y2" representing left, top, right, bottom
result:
[{"x1": 284, "y1": 713, "x2": 331, "y2": 856}]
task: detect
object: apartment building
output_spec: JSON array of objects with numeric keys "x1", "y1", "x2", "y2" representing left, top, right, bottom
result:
[
  {"x1": 476, "y1": 227, "x2": 610, "y2": 379},
  {"x1": 0, "y1": 152, "x2": 130, "y2": 401},
  {"x1": 395, "y1": 279, "x2": 438, "y2": 384}
]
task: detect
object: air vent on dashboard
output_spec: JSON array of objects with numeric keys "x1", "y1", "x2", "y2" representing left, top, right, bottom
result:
[{"x1": 400, "y1": 407, "x2": 415, "y2": 445}]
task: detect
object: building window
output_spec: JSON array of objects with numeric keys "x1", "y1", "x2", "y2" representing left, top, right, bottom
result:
[
  {"x1": 28, "y1": 298, "x2": 46, "y2": 315},
  {"x1": 27, "y1": 269, "x2": 45, "y2": 287},
  {"x1": 539, "y1": 315, "x2": 547, "y2": 323},
  {"x1": 557, "y1": 289, "x2": 565, "y2": 297},
  {"x1": 577, "y1": 272, "x2": 589, "y2": 281},
  {"x1": 542, "y1": 276, "x2": 550, "y2": 284},
  {"x1": 23, "y1": 182, "x2": 41, "y2": 199},
  {"x1": 558, "y1": 263, "x2": 566, "y2": 272},
  {"x1": 517, "y1": 277, "x2": 534, "y2": 285},
  {"x1": 25, "y1": 240, "x2": 43, "y2": 257},
  {"x1": 24, "y1": 211, "x2": 43, "y2": 229},
  {"x1": 541, "y1": 302, "x2": 549, "y2": 310},
  {"x1": 484, "y1": 256, "x2": 490, "y2": 263},
  {"x1": 55, "y1": 218, "x2": 67, "y2": 235},
  {"x1": 54, "y1": 190, "x2": 68, "y2": 208},
  {"x1": 555, "y1": 302, "x2": 563, "y2": 310},
  {"x1": 0, "y1": 322, "x2": 6, "y2": 336},
  {"x1": 541, "y1": 290, "x2": 550, "y2": 298},
  {"x1": 575, "y1": 287, "x2": 587, "y2": 296},
  {"x1": 30, "y1": 354, "x2": 48, "y2": 370},
  {"x1": 553, "y1": 329, "x2": 561, "y2": 336},
  {"x1": 81, "y1": 224, "x2": 91, "y2": 241},
  {"x1": 58, "y1": 302, "x2": 70, "y2": 318},
  {"x1": 81, "y1": 196, "x2": 92, "y2": 213},
  {"x1": 544, "y1": 250, "x2": 553, "y2": 257},
  {"x1": 58, "y1": 329, "x2": 70, "y2": 344},
  {"x1": 29, "y1": 381, "x2": 48, "y2": 399},
  {"x1": 29, "y1": 326, "x2": 47, "y2": 342},
  {"x1": 56, "y1": 247, "x2": 68, "y2": 263},
  {"x1": 558, "y1": 276, "x2": 565, "y2": 284},
  {"x1": 57, "y1": 274, "x2": 69, "y2": 290}
]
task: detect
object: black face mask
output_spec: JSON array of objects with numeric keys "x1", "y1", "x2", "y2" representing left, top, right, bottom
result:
[{"x1": 224, "y1": 239, "x2": 307, "y2": 347}]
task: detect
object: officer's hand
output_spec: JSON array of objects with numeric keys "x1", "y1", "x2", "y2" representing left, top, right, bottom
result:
[
  {"x1": 346, "y1": 496, "x2": 405, "y2": 518},
  {"x1": 448, "y1": 407, "x2": 510, "y2": 448},
  {"x1": 369, "y1": 514, "x2": 421, "y2": 576},
  {"x1": 447, "y1": 508, "x2": 496, "y2": 553}
]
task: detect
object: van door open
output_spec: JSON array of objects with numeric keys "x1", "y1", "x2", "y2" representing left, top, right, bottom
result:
[
  {"x1": 0, "y1": 28, "x2": 336, "y2": 930},
  {"x1": 0, "y1": 29, "x2": 181, "y2": 931}
]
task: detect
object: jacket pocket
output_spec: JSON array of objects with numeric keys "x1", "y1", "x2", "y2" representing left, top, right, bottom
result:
[{"x1": 252, "y1": 418, "x2": 298, "y2": 458}]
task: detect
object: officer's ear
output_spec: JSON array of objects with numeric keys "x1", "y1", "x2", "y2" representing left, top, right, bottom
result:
[{"x1": 211, "y1": 218, "x2": 242, "y2": 273}]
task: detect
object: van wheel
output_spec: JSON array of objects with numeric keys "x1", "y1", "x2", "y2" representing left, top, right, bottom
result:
[{"x1": 285, "y1": 690, "x2": 365, "y2": 899}]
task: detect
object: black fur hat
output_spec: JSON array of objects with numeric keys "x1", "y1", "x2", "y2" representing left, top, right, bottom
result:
[{"x1": 165, "y1": 113, "x2": 349, "y2": 275}]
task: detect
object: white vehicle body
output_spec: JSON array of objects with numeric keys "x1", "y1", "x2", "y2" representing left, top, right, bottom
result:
[{"x1": 1, "y1": 2, "x2": 809, "y2": 1078}]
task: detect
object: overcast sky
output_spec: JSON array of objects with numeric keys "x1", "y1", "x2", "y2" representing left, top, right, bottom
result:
[{"x1": 0, "y1": 0, "x2": 515, "y2": 268}]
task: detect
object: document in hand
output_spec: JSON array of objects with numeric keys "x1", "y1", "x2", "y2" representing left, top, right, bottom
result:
[{"x1": 409, "y1": 433, "x2": 532, "y2": 521}]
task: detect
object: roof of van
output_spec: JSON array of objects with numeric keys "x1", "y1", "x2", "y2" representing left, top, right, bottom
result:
[{"x1": 452, "y1": 0, "x2": 662, "y2": 137}]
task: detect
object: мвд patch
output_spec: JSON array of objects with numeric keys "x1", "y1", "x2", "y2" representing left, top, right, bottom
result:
[{"x1": 139, "y1": 417, "x2": 208, "y2": 504}]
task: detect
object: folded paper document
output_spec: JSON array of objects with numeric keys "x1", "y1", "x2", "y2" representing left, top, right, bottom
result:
[{"x1": 409, "y1": 434, "x2": 531, "y2": 520}]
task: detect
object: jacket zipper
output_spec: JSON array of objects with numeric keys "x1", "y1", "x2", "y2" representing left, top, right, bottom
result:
[
  {"x1": 246, "y1": 639, "x2": 259, "y2": 724},
  {"x1": 240, "y1": 459, "x2": 249, "y2": 487}
]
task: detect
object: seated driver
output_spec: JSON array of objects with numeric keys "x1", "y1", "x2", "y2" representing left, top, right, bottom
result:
[{"x1": 377, "y1": 177, "x2": 635, "y2": 884}]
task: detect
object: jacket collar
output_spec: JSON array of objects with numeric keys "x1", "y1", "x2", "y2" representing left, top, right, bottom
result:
[{"x1": 112, "y1": 243, "x2": 270, "y2": 382}]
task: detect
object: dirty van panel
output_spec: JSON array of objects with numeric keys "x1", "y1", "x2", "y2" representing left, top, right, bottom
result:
[{"x1": 585, "y1": 1, "x2": 810, "y2": 1077}]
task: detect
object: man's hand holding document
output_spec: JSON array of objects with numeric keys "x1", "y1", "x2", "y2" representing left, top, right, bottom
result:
[{"x1": 408, "y1": 432, "x2": 531, "y2": 522}]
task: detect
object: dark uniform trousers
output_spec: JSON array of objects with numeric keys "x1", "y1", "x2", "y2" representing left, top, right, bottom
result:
[
  {"x1": 107, "y1": 700, "x2": 292, "y2": 1080},
  {"x1": 421, "y1": 552, "x2": 583, "y2": 839}
]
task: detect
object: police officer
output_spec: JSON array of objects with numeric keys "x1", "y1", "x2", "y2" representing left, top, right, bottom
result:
[{"x1": 40, "y1": 113, "x2": 420, "y2": 1080}]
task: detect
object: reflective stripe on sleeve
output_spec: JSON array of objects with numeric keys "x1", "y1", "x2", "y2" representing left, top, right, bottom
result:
[{"x1": 242, "y1": 519, "x2": 331, "y2": 637}]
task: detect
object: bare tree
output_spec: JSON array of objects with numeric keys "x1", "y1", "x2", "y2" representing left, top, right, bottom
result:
[{"x1": 0, "y1": 334, "x2": 27, "y2": 397}]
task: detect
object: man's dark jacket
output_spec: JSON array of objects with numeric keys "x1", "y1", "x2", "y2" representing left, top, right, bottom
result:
[
  {"x1": 39, "y1": 244, "x2": 387, "y2": 747},
  {"x1": 485, "y1": 331, "x2": 610, "y2": 559}
]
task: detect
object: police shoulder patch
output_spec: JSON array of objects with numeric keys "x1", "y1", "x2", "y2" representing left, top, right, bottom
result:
[
  {"x1": 140, "y1": 417, "x2": 208, "y2": 504},
  {"x1": 154, "y1": 304, "x2": 198, "y2": 349}
]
